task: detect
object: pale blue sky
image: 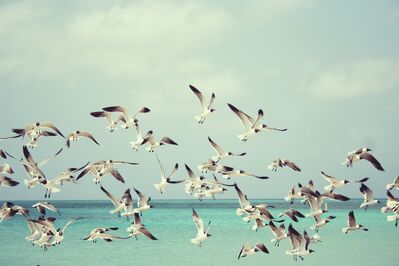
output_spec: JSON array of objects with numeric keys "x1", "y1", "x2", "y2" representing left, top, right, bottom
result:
[{"x1": 1, "y1": 0, "x2": 398, "y2": 200}]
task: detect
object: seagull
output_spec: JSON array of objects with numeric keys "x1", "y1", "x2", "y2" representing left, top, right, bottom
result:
[
  {"x1": 359, "y1": 183, "x2": 380, "y2": 210},
  {"x1": 100, "y1": 186, "x2": 133, "y2": 217},
  {"x1": 221, "y1": 169, "x2": 269, "y2": 180},
  {"x1": 268, "y1": 159, "x2": 301, "y2": 172},
  {"x1": 153, "y1": 155, "x2": 184, "y2": 194},
  {"x1": 284, "y1": 186, "x2": 303, "y2": 204},
  {"x1": 381, "y1": 190, "x2": 399, "y2": 214},
  {"x1": 52, "y1": 163, "x2": 90, "y2": 186},
  {"x1": 0, "y1": 163, "x2": 14, "y2": 175},
  {"x1": 66, "y1": 130, "x2": 99, "y2": 148},
  {"x1": 133, "y1": 187, "x2": 153, "y2": 215},
  {"x1": 207, "y1": 137, "x2": 246, "y2": 162},
  {"x1": 27, "y1": 131, "x2": 57, "y2": 148},
  {"x1": 344, "y1": 148, "x2": 384, "y2": 171},
  {"x1": 0, "y1": 175, "x2": 19, "y2": 187},
  {"x1": 78, "y1": 160, "x2": 138, "y2": 184},
  {"x1": 189, "y1": 85, "x2": 215, "y2": 124},
  {"x1": 233, "y1": 183, "x2": 255, "y2": 216},
  {"x1": 126, "y1": 213, "x2": 158, "y2": 240},
  {"x1": 268, "y1": 221, "x2": 289, "y2": 247},
  {"x1": 144, "y1": 134, "x2": 178, "y2": 152},
  {"x1": 24, "y1": 217, "x2": 52, "y2": 243},
  {"x1": 90, "y1": 110, "x2": 118, "y2": 132},
  {"x1": 191, "y1": 208, "x2": 211, "y2": 247},
  {"x1": 286, "y1": 225, "x2": 315, "y2": 261},
  {"x1": 386, "y1": 176, "x2": 399, "y2": 191},
  {"x1": 184, "y1": 164, "x2": 206, "y2": 195},
  {"x1": 32, "y1": 202, "x2": 60, "y2": 218},
  {"x1": 197, "y1": 159, "x2": 234, "y2": 174},
  {"x1": 252, "y1": 218, "x2": 267, "y2": 231},
  {"x1": 37, "y1": 216, "x2": 82, "y2": 245},
  {"x1": 12, "y1": 121, "x2": 65, "y2": 139},
  {"x1": 129, "y1": 126, "x2": 152, "y2": 151},
  {"x1": 321, "y1": 171, "x2": 351, "y2": 193},
  {"x1": 102, "y1": 106, "x2": 151, "y2": 129},
  {"x1": 0, "y1": 202, "x2": 30, "y2": 223},
  {"x1": 342, "y1": 211, "x2": 368, "y2": 233},
  {"x1": 279, "y1": 208, "x2": 305, "y2": 222},
  {"x1": 238, "y1": 242, "x2": 269, "y2": 260},
  {"x1": 310, "y1": 215, "x2": 336, "y2": 232},
  {"x1": 306, "y1": 194, "x2": 328, "y2": 218},
  {"x1": 227, "y1": 103, "x2": 287, "y2": 141},
  {"x1": 83, "y1": 227, "x2": 130, "y2": 242}
]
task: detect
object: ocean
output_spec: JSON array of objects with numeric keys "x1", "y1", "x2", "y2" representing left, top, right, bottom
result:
[{"x1": 0, "y1": 199, "x2": 397, "y2": 266}]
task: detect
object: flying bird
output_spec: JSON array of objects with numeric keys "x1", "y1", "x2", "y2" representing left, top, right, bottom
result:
[
  {"x1": 102, "y1": 106, "x2": 151, "y2": 129},
  {"x1": 90, "y1": 110, "x2": 118, "y2": 132},
  {"x1": 191, "y1": 208, "x2": 211, "y2": 247},
  {"x1": 268, "y1": 221, "x2": 289, "y2": 247},
  {"x1": 386, "y1": 176, "x2": 399, "y2": 191},
  {"x1": 32, "y1": 202, "x2": 60, "y2": 218},
  {"x1": 100, "y1": 186, "x2": 133, "y2": 217},
  {"x1": 359, "y1": 183, "x2": 380, "y2": 210},
  {"x1": 344, "y1": 148, "x2": 384, "y2": 171},
  {"x1": 342, "y1": 211, "x2": 368, "y2": 233},
  {"x1": 0, "y1": 176, "x2": 19, "y2": 187},
  {"x1": 207, "y1": 137, "x2": 246, "y2": 162},
  {"x1": 153, "y1": 155, "x2": 184, "y2": 194},
  {"x1": 83, "y1": 227, "x2": 130, "y2": 242},
  {"x1": 126, "y1": 213, "x2": 158, "y2": 240},
  {"x1": 66, "y1": 130, "x2": 99, "y2": 148},
  {"x1": 144, "y1": 134, "x2": 178, "y2": 152},
  {"x1": 189, "y1": 85, "x2": 216, "y2": 124},
  {"x1": 12, "y1": 122, "x2": 65, "y2": 139},
  {"x1": 268, "y1": 159, "x2": 301, "y2": 172},
  {"x1": 238, "y1": 242, "x2": 269, "y2": 260},
  {"x1": 227, "y1": 103, "x2": 287, "y2": 141},
  {"x1": 129, "y1": 126, "x2": 152, "y2": 151}
]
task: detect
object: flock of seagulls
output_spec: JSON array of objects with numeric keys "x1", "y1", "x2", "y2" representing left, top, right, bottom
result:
[{"x1": 0, "y1": 84, "x2": 397, "y2": 261}]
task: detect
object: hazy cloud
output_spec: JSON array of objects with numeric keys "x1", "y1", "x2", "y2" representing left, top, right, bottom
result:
[{"x1": 303, "y1": 59, "x2": 399, "y2": 100}]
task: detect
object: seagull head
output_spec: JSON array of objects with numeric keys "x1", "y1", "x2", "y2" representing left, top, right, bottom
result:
[
  {"x1": 344, "y1": 180, "x2": 351, "y2": 184},
  {"x1": 35, "y1": 122, "x2": 40, "y2": 126},
  {"x1": 309, "y1": 249, "x2": 315, "y2": 253},
  {"x1": 210, "y1": 108, "x2": 216, "y2": 113}
]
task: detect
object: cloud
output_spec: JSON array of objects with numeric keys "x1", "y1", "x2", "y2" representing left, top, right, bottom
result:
[
  {"x1": 245, "y1": 0, "x2": 312, "y2": 22},
  {"x1": 302, "y1": 59, "x2": 399, "y2": 100},
  {"x1": 0, "y1": 1, "x2": 235, "y2": 81}
]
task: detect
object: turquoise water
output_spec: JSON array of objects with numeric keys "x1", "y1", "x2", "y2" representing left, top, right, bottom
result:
[{"x1": 0, "y1": 199, "x2": 397, "y2": 266}]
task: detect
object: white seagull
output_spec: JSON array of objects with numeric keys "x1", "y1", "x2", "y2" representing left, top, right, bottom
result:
[
  {"x1": 102, "y1": 106, "x2": 151, "y2": 129},
  {"x1": 145, "y1": 134, "x2": 178, "y2": 152},
  {"x1": 191, "y1": 208, "x2": 211, "y2": 247},
  {"x1": 359, "y1": 183, "x2": 380, "y2": 210},
  {"x1": 227, "y1": 103, "x2": 287, "y2": 141},
  {"x1": 207, "y1": 137, "x2": 246, "y2": 162},
  {"x1": 189, "y1": 85, "x2": 216, "y2": 124},
  {"x1": 66, "y1": 130, "x2": 99, "y2": 148},
  {"x1": 153, "y1": 155, "x2": 184, "y2": 194},
  {"x1": 386, "y1": 176, "x2": 399, "y2": 191},
  {"x1": 342, "y1": 211, "x2": 368, "y2": 233},
  {"x1": 126, "y1": 213, "x2": 158, "y2": 240},
  {"x1": 238, "y1": 242, "x2": 269, "y2": 260}
]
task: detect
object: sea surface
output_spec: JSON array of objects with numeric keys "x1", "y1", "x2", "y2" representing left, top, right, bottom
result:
[{"x1": 0, "y1": 199, "x2": 397, "y2": 266}]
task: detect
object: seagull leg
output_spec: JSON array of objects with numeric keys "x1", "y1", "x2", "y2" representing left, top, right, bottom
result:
[
  {"x1": 365, "y1": 205, "x2": 368, "y2": 211},
  {"x1": 395, "y1": 220, "x2": 398, "y2": 227}
]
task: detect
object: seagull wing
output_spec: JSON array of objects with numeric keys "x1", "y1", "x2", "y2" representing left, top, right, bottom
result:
[
  {"x1": 189, "y1": 85, "x2": 206, "y2": 111},
  {"x1": 359, "y1": 152, "x2": 384, "y2": 171},
  {"x1": 100, "y1": 186, "x2": 121, "y2": 208},
  {"x1": 192, "y1": 208, "x2": 204, "y2": 234},
  {"x1": 207, "y1": 137, "x2": 225, "y2": 156},
  {"x1": 227, "y1": 103, "x2": 253, "y2": 131},
  {"x1": 348, "y1": 211, "x2": 356, "y2": 228}
]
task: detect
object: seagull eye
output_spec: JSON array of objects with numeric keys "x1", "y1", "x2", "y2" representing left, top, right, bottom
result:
[
  {"x1": 76, "y1": 130, "x2": 80, "y2": 134},
  {"x1": 36, "y1": 122, "x2": 40, "y2": 126}
]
